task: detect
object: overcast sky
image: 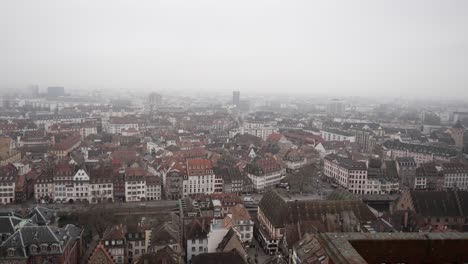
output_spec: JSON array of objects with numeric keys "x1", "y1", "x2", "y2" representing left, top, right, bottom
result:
[{"x1": 1, "y1": 0, "x2": 467, "y2": 97}]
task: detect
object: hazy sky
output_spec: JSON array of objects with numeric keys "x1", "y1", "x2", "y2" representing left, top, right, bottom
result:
[{"x1": 1, "y1": 0, "x2": 467, "y2": 97}]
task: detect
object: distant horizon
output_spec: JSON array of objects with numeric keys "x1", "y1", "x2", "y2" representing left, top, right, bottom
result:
[{"x1": 2, "y1": 0, "x2": 468, "y2": 99}]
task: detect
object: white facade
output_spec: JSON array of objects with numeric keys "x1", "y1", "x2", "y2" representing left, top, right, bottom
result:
[
  {"x1": 125, "y1": 177, "x2": 146, "y2": 202},
  {"x1": 182, "y1": 174, "x2": 216, "y2": 196},
  {"x1": 320, "y1": 130, "x2": 355, "y2": 142},
  {"x1": 186, "y1": 237, "x2": 207, "y2": 262},
  {"x1": 443, "y1": 171, "x2": 468, "y2": 190},
  {"x1": 34, "y1": 181, "x2": 54, "y2": 202},
  {"x1": 323, "y1": 156, "x2": 368, "y2": 195},
  {"x1": 206, "y1": 220, "x2": 230, "y2": 253},
  {"x1": 247, "y1": 169, "x2": 285, "y2": 191},
  {"x1": 107, "y1": 122, "x2": 139, "y2": 134},
  {"x1": 146, "y1": 183, "x2": 161, "y2": 201},
  {"x1": 90, "y1": 182, "x2": 114, "y2": 203},
  {"x1": 0, "y1": 180, "x2": 15, "y2": 204}
]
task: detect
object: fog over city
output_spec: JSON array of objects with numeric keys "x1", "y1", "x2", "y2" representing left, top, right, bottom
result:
[
  {"x1": 1, "y1": 0, "x2": 468, "y2": 97},
  {"x1": 3, "y1": 1, "x2": 468, "y2": 264}
]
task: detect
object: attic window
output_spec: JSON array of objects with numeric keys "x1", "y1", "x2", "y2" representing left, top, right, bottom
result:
[
  {"x1": 40, "y1": 244, "x2": 48, "y2": 252},
  {"x1": 51, "y1": 243, "x2": 59, "y2": 252},
  {"x1": 7, "y1": 248, "x2": 15, "y2": 257},
  {"x1": 30, "y1": 245, "x2": 38, "y2": 254}
]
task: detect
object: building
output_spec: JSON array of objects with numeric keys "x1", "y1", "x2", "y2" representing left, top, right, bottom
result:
[
  {"x1": 87, "y1": 242, "x2": 115, "y2": 264},
  {"x1": 383, "y1": 140, "x2": 459, "y2": 165},
  {"x1": 414, "y1": 163, "x2": 443, "y2": 190},
  {"x1": 125, "y1": 168, "x2": 148, "y2": 202},
  {"x1": 308, "y1": 232, "x2": 468, "y2": 264},
  {"x1": 182, "y1": 159, "x2": 216, "y2": 196},
  {"x1": 232, "y1": 91, "x2": 240, "y2": 107},
  {"x1": 327, "y1": 99, "x2": 344, "y2": 116},
  {"x1": 394, "y1": 190, "x2": 468, "y2": 231},
  {"x1": 323, "y1": 154, "x2": 368, "y2": 195},
  {"x1": 0, "y1": 165, "x2": 18, "y2": 204},
  {"x1": 441, "y1": 162, "x2": 468, "y2": 190},
  {"x1": 395, "y1": 157, "x2": 417, "y2": 188},
  {"x1": 185, "y1": 219, "x2": 209, "y2": 262},
  {"x1": 191, "y1": 251, "x2": 247, "y2": 264},
  {"x1": 283, "y1": 148, "x2": 307, "y2": 171},
  {"x1": 352, "y1": 129, "x2": 378, "y2": 153},
  {"x1": 102, "y1": 225, "x2": 127, "y2": 264},
  {"x1": 126, "y1": 224, "x2": 147, "y2": 263},
  {"x1": 256, "y1": 190, "x2": 375, "y2": 255},
  {"x1": 227, "y1": 204, "x2": 253, "y2": 243},
  {"x1": 148, "y1": 92, "x2": 162, "y2": 111},
  {"x1": 320, "y1": 129, "x2": 355, "y2": 142},
  {"x1": 49, "y1": 133, "x2": 82, "y2": 159},
  {"x1": 47, "y1": 86, "x2": 65, "y2": 97},
  {"x1": 245, "y1": 156, "x2": 285, "y2": 192},
  {"x1": 106, "y1": 117, "x2": 139, "y2": 134},
  {"x1": 0, "y1": 208, "x2": 83, "y2": 264},
  {"x1": 146, "y1": 176, "x2": 162, "y2": 201},
  {"x1": 215, "y1": 167, "x2": 244, "y2": 194},
  {"x1": 446, "y1": 120, "x2": 465, "y2": 148},
  {"x1": 291, "y1": 233, "x2": 328, "y2": 264}
]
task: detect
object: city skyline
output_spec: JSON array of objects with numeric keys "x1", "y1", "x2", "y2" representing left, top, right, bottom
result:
[{"x1": 1, "y1": 0, "x2": 468, "y2": 98}]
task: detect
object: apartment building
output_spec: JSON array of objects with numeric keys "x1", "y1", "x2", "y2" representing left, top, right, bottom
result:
[
  {"x1": 245, "y1": 156, "x2": 285, "y2": 191},
  {"x1": 183, "y1": 159, "x2": 216, "y2": 196},
  {"x1": 323, "y1": 154, "x2": 368, "y2": 194}
]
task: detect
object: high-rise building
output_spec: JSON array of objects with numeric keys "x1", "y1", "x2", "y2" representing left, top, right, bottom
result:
[
  {"x1": 232, "y1": 91, "x2": 240, "y2": 107},
  {"x1": 327, "y1": 98, "x2": 344, "y2": 116},
  {"x1": 148, "y1": 92, "x2": 162, "y2": 111},
  {"x1": 47, "y1": 86, "x2": 65, "y2": 97}
]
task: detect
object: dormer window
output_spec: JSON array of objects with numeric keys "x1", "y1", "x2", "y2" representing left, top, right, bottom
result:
[
  {"x1": 30, "y1": 245, "x2": 38, "y2": 254},
  {"x1": 40, "y1": 244, "x2": 48, "y2": 252},
  {"x1": 7, "y1": 248, "x2": 15, "y2": 257},
  {"x1": 51, "y1": 243, "x2": 59, "y2": 252}
]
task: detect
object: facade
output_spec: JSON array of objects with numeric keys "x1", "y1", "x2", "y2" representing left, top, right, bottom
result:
[
  {"x1": 283, "y1": 148, "x2": 307, "y2": 171},
  {"x1": 256, "y1": 190, "x2": 375, "y2": 255},
  {"x1": 395, "y1": 190, "x2": 468, "y2": 231},
  {"x1": 396, "y1": 157, "x2": 417, "y2": 188},
  {"x1": 182, "y1": 159, "x2": 215, "y2": 196},
  {"x1": 103, "y1": 225, "x2": 127, "y2": 264},
  {"x1": 442, "y1": 163, "x2": 468, "y2": 190},
  {"x1": 245, "y1": 157, "x2": 285, "y2": 192},
  {"x1": 0, "y1": 165, "x2": 17, "y2": 204},
  {"x1": 164, "y1": 170, "x2": 183, "y2": 200},
  {"x1": 125, "y1": 168, "x2": 147, "y2": 202},
  {"x1": 49, "y1": 133, "x2": 82, "y2": 159},
  {"x1": 383, "y1": 140, "x2": 458, "y2": 165},
  {"x1": 320, "y1": 129, "x2": 355, "y2": 142},
  {"x1": 323, "y1": 154, "x2": 368, "y2": 194},
  {"x1": 228, "y1": 204, "x2": 253, "y2": 243},
  {"x1": 146, "y1": 176, "x2": 162, "y2": 201},
  {"x1": 107, "y1": 117, "x2": 139, "y2": 134},
  {"x1": 34, "y1": 170, "x2": 55, "y2": 203},
  {"x1": 185, "y1": 219, "x2": 209, "y2": 263}
]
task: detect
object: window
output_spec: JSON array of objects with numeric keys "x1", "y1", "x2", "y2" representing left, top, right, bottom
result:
[
  {"x1": 40, "y1": 244, "x2": 48, "y2": 252},
  {"x1": 192, "y1": 246, "x2": 196, "y2": 252},
  {"x1": 199, "y1": 246, "x2": 203, "y2": 251},
  {"x1": 135, "y1": 249, "x2": 139, "y2": 255},
  {"x1": 51, "y1": 243, "x2": 59, "y2": 252},
  {"x1": 7, "y1": 248, "x2": 15, "y2": 257}
]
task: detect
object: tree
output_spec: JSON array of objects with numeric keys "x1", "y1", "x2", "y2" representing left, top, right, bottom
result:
[{"x1": 76, "y1": 204, "x2": 118, "y2": 239}]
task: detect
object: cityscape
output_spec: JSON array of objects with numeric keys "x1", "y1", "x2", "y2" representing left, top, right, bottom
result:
[{"x1": 2, "y1": 1, "x2": 468, "y2": 264}]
